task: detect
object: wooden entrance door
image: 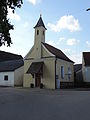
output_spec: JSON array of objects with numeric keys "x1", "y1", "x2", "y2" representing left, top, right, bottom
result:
[{"x1": 35, "y1": 75, "x2": 41, "y2": 87}]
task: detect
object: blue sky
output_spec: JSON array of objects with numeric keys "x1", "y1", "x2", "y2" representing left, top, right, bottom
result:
[{"x1": 0, "y1": 0, "x2": 90, "y2": 64}]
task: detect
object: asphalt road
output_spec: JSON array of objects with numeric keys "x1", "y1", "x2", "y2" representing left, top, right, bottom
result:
[{"x1": 0, "y1": 87, "x2": 90, "y2": 120}]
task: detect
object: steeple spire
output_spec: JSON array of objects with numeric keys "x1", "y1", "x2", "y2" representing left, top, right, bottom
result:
[{"x1": 34, "y1": 15, "x2": 47, "y2": 30}]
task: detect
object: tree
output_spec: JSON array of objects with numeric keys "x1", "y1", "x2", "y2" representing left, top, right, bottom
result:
[
  {"x1": 0, "y1": 0, "x2": 23, "y2": 47},
  {"x1": 86, "y1": 8, "x2": 90, "y2": 11}
]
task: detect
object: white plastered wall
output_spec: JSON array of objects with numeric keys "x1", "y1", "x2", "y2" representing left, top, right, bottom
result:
[
  {"x1": 14, "y1": 66, "x2": 24, "y2": 86},
  {"x1": 0, "y1": 72, "x2": 14, "y2": 86}
]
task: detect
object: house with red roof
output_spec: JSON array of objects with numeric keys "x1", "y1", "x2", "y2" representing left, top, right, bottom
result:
[{"x1": 23, "y1": 15, "x2": 74, "y2": 89}]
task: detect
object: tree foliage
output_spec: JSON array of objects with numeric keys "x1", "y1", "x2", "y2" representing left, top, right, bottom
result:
[
  {"x1": 86, "y1": 8, "x2": 90, "y2": 11},
  {"x1": 0, "y1": 0, "x2": 23, "y2": 46}
]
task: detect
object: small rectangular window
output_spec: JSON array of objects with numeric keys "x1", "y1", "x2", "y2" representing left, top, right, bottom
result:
[
  {"x1": 56, "y1": 75, "x2": 58, "y2": 79},
  {"x1": 4, "y1": 75, "x2": 8, "y2": 81},
  {"x1": 37, "y1": 30, "x2": 39, "y2": 35},
  {"x1": 61, "y1": 66, "x2": 64, "y2": 79},
  {"x1": 68, "y1": 67, "x2": 71, "y2": 80},
  {"x1": 43, "y1": 31, "x2": 44, "y2": 35}
]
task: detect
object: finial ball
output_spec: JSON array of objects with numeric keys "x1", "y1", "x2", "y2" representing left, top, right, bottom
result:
[{"x1": 40, "y1": 14, "x2": 42, "y2": 17}]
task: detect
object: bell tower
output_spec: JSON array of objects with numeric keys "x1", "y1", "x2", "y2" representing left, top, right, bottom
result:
[
  {"x1": 34, "y1": 15, "x2": 47, "y2": 58},
  {"x1": 34, "y1": 14, "x2": 47, "y2": 44}
]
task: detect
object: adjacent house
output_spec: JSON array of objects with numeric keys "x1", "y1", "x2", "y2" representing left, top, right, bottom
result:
[
  {"x1": 82, "y1": 52, "x2": 90, "y2": 84},
  {"x1": 0, "y1": 51, "x2": 24, "y2": 86},
  {"x1": 74, "y1": 64, "x2": 83, "y2": 87},
  {"x1": 23, "y1": 15, "x2": 74, "y2": 89}
]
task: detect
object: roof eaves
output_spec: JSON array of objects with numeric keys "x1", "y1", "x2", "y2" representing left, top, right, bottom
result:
[
  {"x1": 56, "y1": 56, "x2": 74, "y2": 63},
  {"x1": 42, "y1": 42, "x2": 74, "y2": 63}
]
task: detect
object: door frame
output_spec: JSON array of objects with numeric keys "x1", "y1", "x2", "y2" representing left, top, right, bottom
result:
[{"x1": 35, "y1": 74, "x2": 41, "y2": 87}]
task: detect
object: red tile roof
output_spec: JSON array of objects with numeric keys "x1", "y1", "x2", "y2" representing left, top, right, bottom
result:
[
  {"x1": 83, "y1": 52, "x2": 90, "y2": 66},
  {"x1": 42, "y1": 42, "x2": 74, "y2": 63}
]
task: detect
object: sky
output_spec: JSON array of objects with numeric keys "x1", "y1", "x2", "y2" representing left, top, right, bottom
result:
[{"x1": 0, "y1": 0, "x2": 90, "y2": 64}]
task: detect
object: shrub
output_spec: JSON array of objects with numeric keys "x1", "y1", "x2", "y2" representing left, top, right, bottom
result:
[
  {"x1": 40, "y1": 83, "x2": 43, "y2": 89},
  {"x1": 30, "y1": 83, "x2": 34, "y2": 88}
]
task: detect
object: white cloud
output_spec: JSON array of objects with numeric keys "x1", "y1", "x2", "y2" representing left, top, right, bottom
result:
[
  {"x1": 24, "y1": 22, "x2": 29, "y2": 28},
  {"x1": 47, "y1": 15, "x2": 81, "y2": 32},
  {"x1": 47, "y1": 40, "x2": 56, "y2": 47},
  {"x1": 68, "y1": 53, "x2": 82, "y2": 64},
  {"x1": 63, "y1": 49, "x2": 70, "y2": 53},
  {"x1": 86, "y1": 41, "x2": 90, "y2": 47},
  {"x1": 27, "y1": 0, "x2": 42, "y2": 5},
  {"x1": 46, "y1": 40, "x2": 81, "y2": 64},
  {"x1": 67, "y1": 38, "x2": 80, "y2": 46},
  {"x1": 7, "y1": 7, "x2": 21, "y2": 21},
  {"x1": 59, "y1": 37, "x2": 65, "y2": 42}
]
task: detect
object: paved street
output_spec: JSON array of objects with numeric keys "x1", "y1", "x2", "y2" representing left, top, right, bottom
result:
[{"x1": 0, "y1": 87, "x2": 90, "y2": 120}]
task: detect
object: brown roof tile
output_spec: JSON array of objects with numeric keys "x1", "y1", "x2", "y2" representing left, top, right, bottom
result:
[
  {"x1": 83, "y1": 52, "x2": 90, "y2": 66},
  {"x1": 42, "y1": 42, "x2": 74, "y2": 63},
  {"x1": 74, "y1": 64, "x2": 82, "y2": 72},
  {"x1": 27, "y1": 62, "x2": 44, "y2": 74}
]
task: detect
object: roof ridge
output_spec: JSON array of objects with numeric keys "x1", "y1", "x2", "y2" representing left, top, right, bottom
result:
[
  {"x1": 42, "y1": 42, "x2": 74, "y2": 63},
  {"x1": 42, "y1": 42, "x2": 65, "y2": 53},
  {"x1": 0, "y1": 50, "x2": 23, "y2": 62},
  {"x1": 0, "y1": 50, "x2": 22, "y2": 57}
]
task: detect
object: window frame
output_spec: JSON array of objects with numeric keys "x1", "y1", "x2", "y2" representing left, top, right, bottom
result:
[
  {"x1": 4, "y1": 75, "x2": 8, "y2": 81},
  {"x1": 37, "y1": 30, "x2": 39, "y2": 35},
  {"x1": 43, "y1": 31, "x2": 45, "y2": 35},
  {"x1": 68, "y1": 67, "x2": 71, "y2": 80},
  {"x1": 61, "y1": 66, "x2": 64, "y2": 79}
]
